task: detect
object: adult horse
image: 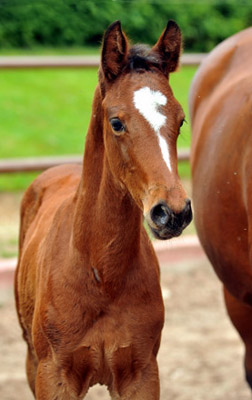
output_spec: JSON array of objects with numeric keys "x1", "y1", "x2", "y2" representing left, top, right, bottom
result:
[
  {"x1": 15, "y1": 20, "x2": 192, "y2": 399},
  {"x1": 190, "y1": 28, "x2": 252, "y2": 389}
]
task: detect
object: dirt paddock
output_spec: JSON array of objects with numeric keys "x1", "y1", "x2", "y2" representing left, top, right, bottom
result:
[{"x1": 1, "y1": 244, "x2": 251, "y2": 400}]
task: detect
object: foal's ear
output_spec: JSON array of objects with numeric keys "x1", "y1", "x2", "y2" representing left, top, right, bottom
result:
[
  {"x1": 101, "y1": 20, "x2": 128, "y2": 81},
  {"x1": 152, "y1": 20, "x2": 182, "y2": 75}
]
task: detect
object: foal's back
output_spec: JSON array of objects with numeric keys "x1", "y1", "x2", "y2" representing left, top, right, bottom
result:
[{"x1": 18, "y1": 164, "x2": 81, "y2": 251}]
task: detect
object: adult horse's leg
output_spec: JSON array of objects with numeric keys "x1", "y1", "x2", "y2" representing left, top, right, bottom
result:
[{"x1": 224, "y1": 287, "x2": 252, "y2": 389}]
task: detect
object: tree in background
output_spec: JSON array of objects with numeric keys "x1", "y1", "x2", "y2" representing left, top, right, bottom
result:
[{"x1": 0, "y1": 0, "x2": 251, "y2": 52}]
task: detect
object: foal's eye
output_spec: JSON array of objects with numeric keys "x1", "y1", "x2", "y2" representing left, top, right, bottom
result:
[
  {"x1": 180, "y1": 118, "x2": 185, "y2": 128},
  {"x1": 179, "y1": 118, "x2": 186, "y2": 134},
  {"x1": 110, "y1": 118, "x2": 125, "y2": 134}
]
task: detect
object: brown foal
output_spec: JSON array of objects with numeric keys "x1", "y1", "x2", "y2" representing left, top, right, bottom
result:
[{"x1": 15, "y1": 20, "x2": 192, "y2": 399}]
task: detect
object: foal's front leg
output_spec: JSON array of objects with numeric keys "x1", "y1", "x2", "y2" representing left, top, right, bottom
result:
[
  {"x1": 36, "y1": 359, "x2": 73, "y2": 400},
  {"x1": 110, "y1": 357, "x2": 160, "y2": 400},
  {"x1": 35, "y1": 357, "x2": 90, "y2": 400}
]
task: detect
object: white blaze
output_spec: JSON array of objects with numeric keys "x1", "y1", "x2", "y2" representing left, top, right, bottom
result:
[{"x1": 133, "y1": 86, "x2": 171, "y2": 171}]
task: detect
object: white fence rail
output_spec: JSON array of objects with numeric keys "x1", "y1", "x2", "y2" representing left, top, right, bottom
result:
[
  {"x1": 0, "y1": 150, "x2": 190, "y2": 174},
  {"x1": 0, "y1": 54, "x2": 206, "y2": 69}
]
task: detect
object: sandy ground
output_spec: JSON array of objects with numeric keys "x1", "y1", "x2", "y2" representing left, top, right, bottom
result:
[{"x1": 1, "y1": 252, "x2": 251, "y2": 400}]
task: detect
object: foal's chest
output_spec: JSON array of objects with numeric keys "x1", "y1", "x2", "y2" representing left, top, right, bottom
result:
[{"x1": 70, "y1": 301, "x2": 163, "y2": 386}]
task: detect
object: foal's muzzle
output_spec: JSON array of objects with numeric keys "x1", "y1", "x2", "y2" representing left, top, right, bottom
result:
[{"x1": 147, "y1": 199, "x2": 192, "y2": 240}]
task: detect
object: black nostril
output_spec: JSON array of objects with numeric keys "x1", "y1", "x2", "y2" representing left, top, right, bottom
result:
[
  {"x1": 149, "y1": 199, "x2": 192, "y2": 233},
  {"x1": 185, "y1": 198, "x2": 191, "y2": 209},
  {"x1": 150, "y1": 202, "x2": 170, "y2": 228}
]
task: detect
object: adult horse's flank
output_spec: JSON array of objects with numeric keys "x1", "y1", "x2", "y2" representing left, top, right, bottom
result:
[
  {"x1": 15, "y1": 21, "x2": 192, "y2": 399},
  {"x1": 190, "y1": 28, "x2": 252, "y2": 390}
]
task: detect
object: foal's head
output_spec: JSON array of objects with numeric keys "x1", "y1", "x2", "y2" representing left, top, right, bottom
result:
[{"x1": 99, "y1": 20, "x2": 192, "y2": 240}]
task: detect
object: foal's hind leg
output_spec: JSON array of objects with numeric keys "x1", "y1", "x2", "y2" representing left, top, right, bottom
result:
[{"x1": 224, "y1": 287, "x2": 252, "y2": 390}]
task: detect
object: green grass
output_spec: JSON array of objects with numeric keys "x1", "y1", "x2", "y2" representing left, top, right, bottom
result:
[
  {"x1": 170, "y1": 66, "x2": 196, "y2": 149},
  {"x1": 0, "y1": 68, "x2": 97, "y2": 157},
  {"x1": 0, "y1": 65, "x2": 196, "y2": 191}
]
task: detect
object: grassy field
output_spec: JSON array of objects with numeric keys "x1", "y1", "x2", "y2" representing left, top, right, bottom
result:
[{"x1": 0, "y1": 65, "x2": 197, "y2": 191}]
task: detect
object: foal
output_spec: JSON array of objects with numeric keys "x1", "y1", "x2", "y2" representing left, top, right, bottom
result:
[{"x1": 15, "y1": 20, "x2": 192, "y2": 399}]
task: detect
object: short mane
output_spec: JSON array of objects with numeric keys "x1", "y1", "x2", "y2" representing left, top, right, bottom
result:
[{"x1": 127, "y1": 44, "x2": 162, "y2": 73}]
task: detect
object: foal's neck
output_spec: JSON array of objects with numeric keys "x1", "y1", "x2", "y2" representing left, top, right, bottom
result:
[{"x1": 72, "y1": 86, "x2": 142, "y2": 269}]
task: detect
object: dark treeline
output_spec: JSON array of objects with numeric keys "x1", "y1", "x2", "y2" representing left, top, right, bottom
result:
[{"x1": 0, "y1": 0, "x2": 251, "y2": 52}]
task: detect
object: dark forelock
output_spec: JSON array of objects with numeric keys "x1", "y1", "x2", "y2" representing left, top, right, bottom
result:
[{"x1": 127, "y1": 45, "x2": 162, "y2": 73}]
